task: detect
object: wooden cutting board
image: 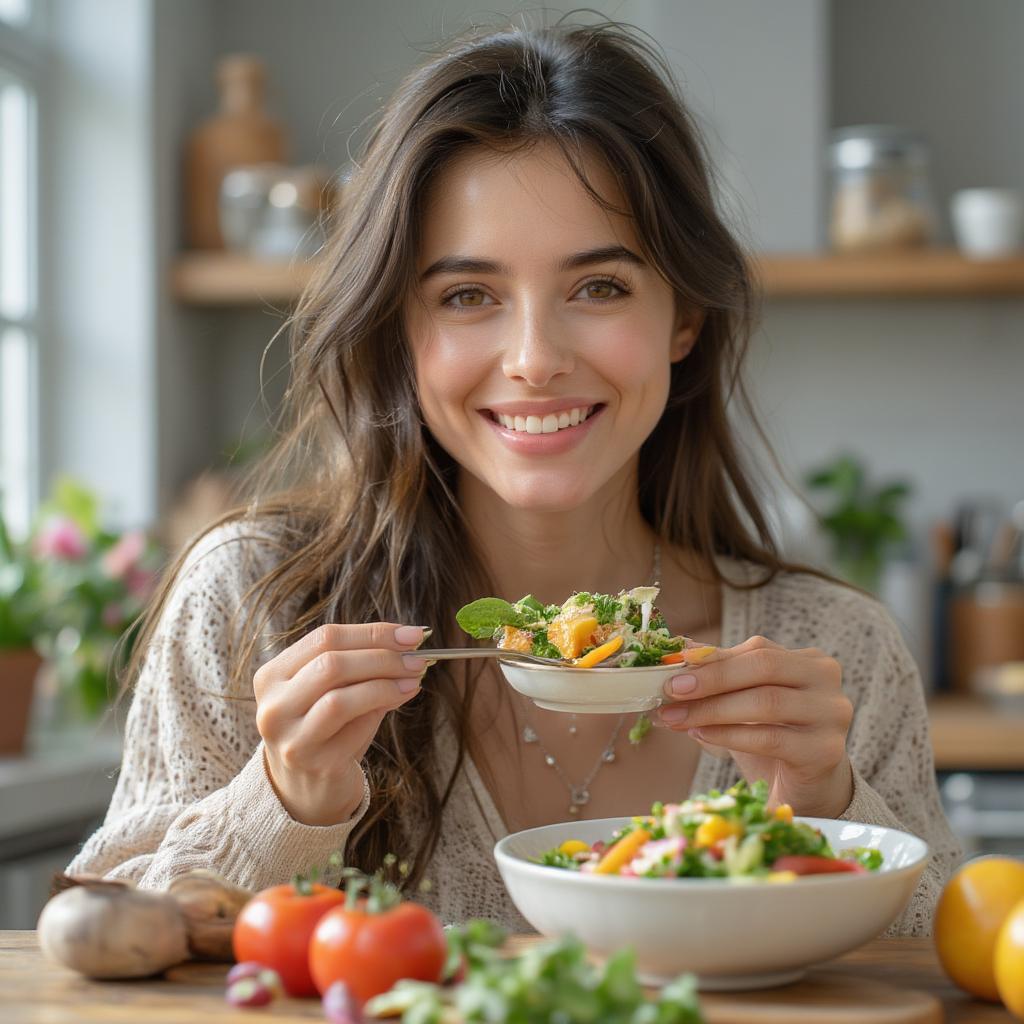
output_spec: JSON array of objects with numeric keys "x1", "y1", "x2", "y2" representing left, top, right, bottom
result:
[{"x1": 0, "y1": 931, "x2": 981, "y2": 1023}]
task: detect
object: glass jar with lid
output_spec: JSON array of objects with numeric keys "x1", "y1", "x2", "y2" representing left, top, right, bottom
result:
[{"x1": 828, "y1": 125, "x2": 937, "y2": 251}]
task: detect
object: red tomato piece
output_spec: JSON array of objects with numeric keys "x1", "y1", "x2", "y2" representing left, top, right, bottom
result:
[
  {"x1": 232, "y1": 883, "x2": 346, "y2": 997},
  {"x1": 309, "y1": 900, "x2": 447, "y2": 1005},
  {"x1": 771, "y1": 855, "x2": 867, "y2": 875}
]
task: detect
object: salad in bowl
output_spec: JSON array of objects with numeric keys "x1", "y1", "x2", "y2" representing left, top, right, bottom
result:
[
  {"x1": 493, "y1": 779, "x2": 928, "y2": 990},
  {"x1": 537, "y1": 779, "x2": 883, "y2": 881},
  {"x1": 456, "y1": 585, "x2": 716, "y2": 714}
]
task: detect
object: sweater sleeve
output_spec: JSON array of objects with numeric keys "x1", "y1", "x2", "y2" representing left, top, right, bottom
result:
[
  {"x1": 66, "y1": 522, "x2": 370, "y2": 893},
  {"x1": 835, "y1": 603, "x2": 963, "y2": 937}
]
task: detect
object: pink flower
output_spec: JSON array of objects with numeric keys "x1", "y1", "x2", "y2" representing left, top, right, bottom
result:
[
  {"x1": 34, "y1": 517, "x2": 88, "y2": 561},
  {"x1": 125, "y1": 566, "x2": 156, "y2": 600},
  {"x1": 101, "y1": 530, "x2": 147, "y2": 579},
  {"x1": 101, "y1": 603, "x2": 124, "y2": 630}
]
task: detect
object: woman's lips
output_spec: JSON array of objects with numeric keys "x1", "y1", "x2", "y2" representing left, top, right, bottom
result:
[{"x1": 481, "y1": 404, "x2": 605, "y2": 454}]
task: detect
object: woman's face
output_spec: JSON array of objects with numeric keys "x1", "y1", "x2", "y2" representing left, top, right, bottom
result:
[{"x1": 405, "y1": 143, "x2": 701, "y2": 513}]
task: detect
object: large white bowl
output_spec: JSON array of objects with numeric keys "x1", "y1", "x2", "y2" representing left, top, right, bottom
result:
[
  {"x1": 498, "y1": 659, "x2": 679, "y2": 713},
  {"x1": 494, "y1": 815, "x2": 929, "y2": 990}
]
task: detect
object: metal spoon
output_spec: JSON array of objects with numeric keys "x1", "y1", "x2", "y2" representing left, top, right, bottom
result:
[{"x1": 421, "y1": 647, "x2": 568, "y2": 667}]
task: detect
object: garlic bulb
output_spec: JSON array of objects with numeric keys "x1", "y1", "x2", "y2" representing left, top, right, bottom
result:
[{"x1": 37, "y1": 880, "x2": 189, "y2": 979}]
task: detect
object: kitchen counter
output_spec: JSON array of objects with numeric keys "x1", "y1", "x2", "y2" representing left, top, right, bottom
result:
[
  {"x1": 928, "y1": 695, "x2": 1024, "y2": 771},
  {"x1": 0, "y1": 931, "x2": 1016, "y2": 1022}
]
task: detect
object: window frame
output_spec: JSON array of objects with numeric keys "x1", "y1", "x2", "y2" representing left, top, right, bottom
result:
[{"x1": 0, "y1": 1, "x2": 44, "y2": 536}]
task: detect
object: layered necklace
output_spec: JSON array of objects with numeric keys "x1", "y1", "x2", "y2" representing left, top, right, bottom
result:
[{"x1": 520, "y1": 538, "x2": 662, "y2": 816}]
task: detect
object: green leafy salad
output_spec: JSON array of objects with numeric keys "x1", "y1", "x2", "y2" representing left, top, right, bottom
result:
[
  {"x1": 456, "y1": 585, "x2": 716, "y2": 668},
  {"x1": 537, "y1": 780, "x2": 885, "y2": 881},
  {"x1": 364, "y1": 919, "x2": 704, "y2": 1023}
]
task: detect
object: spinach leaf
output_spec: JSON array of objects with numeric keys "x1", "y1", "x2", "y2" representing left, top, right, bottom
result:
[{"x1": 455, "y1": 597, "x2": 523, "y2": 639}]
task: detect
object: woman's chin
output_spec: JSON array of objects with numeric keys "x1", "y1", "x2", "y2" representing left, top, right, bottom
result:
[{"x1": 491, "y1": 474, "x2": 600, "y2": 513}]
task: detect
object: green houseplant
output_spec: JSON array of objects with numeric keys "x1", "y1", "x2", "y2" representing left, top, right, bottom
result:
[
  {"x1": 0, "y1": 478, "x2": 163, "y2": 748},
  {"x1": 804, "y1": 454, "x2": 912, "y2": 594}
]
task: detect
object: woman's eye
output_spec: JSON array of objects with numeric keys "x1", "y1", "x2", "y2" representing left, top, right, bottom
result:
[
  {"x1": 443, "y1": 288, "x2": 493, "y2": 310},
  {"x1": 578, "y1": 279, "x2": 627, "y2": 301}
]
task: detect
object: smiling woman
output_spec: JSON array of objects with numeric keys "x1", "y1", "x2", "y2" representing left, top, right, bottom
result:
[{"x1": 66, "y1": 16, "x2": 960, "y2": 939}]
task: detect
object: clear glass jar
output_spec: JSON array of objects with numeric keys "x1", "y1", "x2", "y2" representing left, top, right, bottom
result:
[{"x1": 828, "y1": 125, "x2": 936, "y2": 251}]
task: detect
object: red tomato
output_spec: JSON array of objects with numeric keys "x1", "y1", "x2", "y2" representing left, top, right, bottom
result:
[
  {"x1": 772, "y1": 855, "x2": 867, "y2": 876},
  {"x1": 309, "y1": 900, "x2": 447, "y2": 1004},
  {"x1": 232, "y1": 883, "x2": 346, "y2": 997}
]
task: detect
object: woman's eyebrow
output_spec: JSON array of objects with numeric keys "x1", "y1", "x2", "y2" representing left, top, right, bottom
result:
[{"x1": 418, "y1": 244, "x2": 646, "y2": 283}]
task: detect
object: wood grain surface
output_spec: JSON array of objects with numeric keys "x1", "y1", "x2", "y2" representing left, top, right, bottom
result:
[{"x1": 0, "y1": 931, "x2": 1017, "y2": 1022}]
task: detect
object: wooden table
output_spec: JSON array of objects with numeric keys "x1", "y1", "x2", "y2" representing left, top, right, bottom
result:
[{"x1": 0, "y1": 931, "x2": 1017, "y2": 1023}]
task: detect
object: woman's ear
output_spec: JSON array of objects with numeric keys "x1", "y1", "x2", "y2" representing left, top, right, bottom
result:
[{"x1": 670, "y1": 304, "x2": 705, "y2": 363}]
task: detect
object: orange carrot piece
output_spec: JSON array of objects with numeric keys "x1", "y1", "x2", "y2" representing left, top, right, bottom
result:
[
  {"x1": 574, "y1": 635, "x2": 624, "y2": 668},
  {"x1": 594, "y1": 827, "x2": 651, "y2": 875}
]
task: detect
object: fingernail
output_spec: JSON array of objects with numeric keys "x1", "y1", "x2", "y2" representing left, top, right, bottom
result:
[
  {"x1": 660, "y1": 705, "x2": 688, "y2": 724},
  {"x1": 396, "y1": 677, "x2": 421, "y2": 693},
  {"x1": 395, "y1": 626, "x2": 425, "y2": 646},
  {"x1": 671, "y1": 674, "x2": 697, "y2": 696},
  {"x1": 402, "y1": 654, "x2": 428, "y2": 672}
]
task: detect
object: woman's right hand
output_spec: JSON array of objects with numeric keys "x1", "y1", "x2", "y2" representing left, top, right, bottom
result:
[{"x1": 253, "y1": 623, "x2": 430, "y2": 826}]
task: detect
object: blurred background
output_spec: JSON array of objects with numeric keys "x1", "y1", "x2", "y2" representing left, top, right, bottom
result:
[{"x1": 1, "y1": 0, "x2": 1022, "y2": 926}]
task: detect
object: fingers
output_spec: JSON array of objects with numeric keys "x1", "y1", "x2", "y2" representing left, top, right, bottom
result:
[
  {"x1": 272, "y1": 647, "x2": 432, "y2": 721},
  {"x1": 662, "y1": 639, "x2": 840, "y2": 702},
  {"x1": 255, "y1": 622, "x2": 430, "y2": 693},
  {"x1": 685, "y1": 723, "x2": 848, "y2": 773},
  {"x1": 658, "y1": 683, "x2": 819, "y2": 730},
  {"x1": 300, "y1": 677, "x2": 420, "y2": 747}
]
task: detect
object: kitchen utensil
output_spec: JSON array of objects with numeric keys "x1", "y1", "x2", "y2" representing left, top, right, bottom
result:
[
  {"x1": 949, "y1": 580, "x2": 1024, "y2": 693},
  {"x1": 421, "y1": 646, "x2": 571, "y2": 667},
  {"x1": 495, "y1": 816, "x2": 928, "y2": 991}
]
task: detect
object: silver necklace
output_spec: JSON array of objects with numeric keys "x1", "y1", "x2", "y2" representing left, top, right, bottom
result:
[{"x1": 521, "y1": 538, "x2": 662, "y2": 816}]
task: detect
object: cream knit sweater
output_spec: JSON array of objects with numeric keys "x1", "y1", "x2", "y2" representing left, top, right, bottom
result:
[{"x1": 69, "y1": 523, "x2": 962, "y2": 936}]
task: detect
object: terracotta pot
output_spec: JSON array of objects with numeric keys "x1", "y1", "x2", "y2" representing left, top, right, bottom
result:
[{"x1": 0, "y1": 648, "x2": 41, "y2": 755}]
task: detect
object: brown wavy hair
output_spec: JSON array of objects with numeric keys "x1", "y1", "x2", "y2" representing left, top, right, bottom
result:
[{"x1": 123, "y1": 15, "x2": 802, "y2": 889}]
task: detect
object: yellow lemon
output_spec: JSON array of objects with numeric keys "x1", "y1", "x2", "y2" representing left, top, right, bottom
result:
[
  {"x1": 995, "y1": 898, "x2": 1024, "y2": 1020},
  {"x1": 934, "y1": 856, "x2": 1024, "y2": 1001}
]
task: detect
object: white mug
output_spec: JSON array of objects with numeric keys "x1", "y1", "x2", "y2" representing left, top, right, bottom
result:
[{"x1": 950, "y1": 188, "x2": 1023, "y2": 259}]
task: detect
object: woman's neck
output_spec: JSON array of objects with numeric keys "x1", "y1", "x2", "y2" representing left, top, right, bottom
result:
[{"x1": 459, "y1": 461, "x2": 660, "y2": 604}]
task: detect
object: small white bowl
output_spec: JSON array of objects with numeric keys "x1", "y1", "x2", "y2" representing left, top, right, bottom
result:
[
  {"x1": 494, "y1": 816, "x2": 928, "y2": 991},
  {"x1": 498, "y1": 659, "x2": 680, "y2": 714}
]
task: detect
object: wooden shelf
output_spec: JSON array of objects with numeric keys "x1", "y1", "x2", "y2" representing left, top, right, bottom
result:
[
  {"x1": 171, "y1": 252, "x2": 316, "y2": 307},
  {"x1": 171, "y1": 248, "x2": 1024, "y2": 306},
  {"x1": 758, "y1": 248, "x2": 1024, "y2": 298}
]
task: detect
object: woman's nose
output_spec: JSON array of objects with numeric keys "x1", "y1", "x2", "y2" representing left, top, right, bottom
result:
[{"x1": 501, "y1": 309, "x2": 574, "y2": 387}]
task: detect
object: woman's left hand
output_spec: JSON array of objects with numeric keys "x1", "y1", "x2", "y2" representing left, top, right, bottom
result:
[{"x1": 657, "y1": 635, "x2": 855, "y2": 818}]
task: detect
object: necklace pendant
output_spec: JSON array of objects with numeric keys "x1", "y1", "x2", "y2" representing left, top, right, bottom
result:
[
  {"x1": 544, "y1": 754, "x2": 556, "y2": 766},
  {"x1": 570, "y1": 786, "x2": 590, "y2": 808},
  {"x1": 568, "y1": 714, "x2": 578, "y2": 737},
  {"x1": 603, "y1": 750, "x2": 616, "y2": 763},
  {"x1": 568, "y1": 803, "x2": 581, "y2": 815},
  {"x1": 522, "y1": 726, "x2": 538, "y2": 743}
]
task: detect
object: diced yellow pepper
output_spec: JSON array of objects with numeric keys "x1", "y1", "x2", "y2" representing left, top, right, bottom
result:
[
  {"x1": 766, "y1": 870, "x2": 798, "y2": 884},
  {"x1": 694, "y1": 814, "x2": 743, "y2": 848},
  {"x1": 594, "y1": 828, "x2": 651, "y2": 875},
  {"x1": 574, "y1": 635, "x2": 624, "y2": 668},
  {"x1": 558, "y1": 840, "x2": 591, "y2": 857},
  {"x1": 683, "y1": 644, "x2": 717, "y2": 664},
  {"x1": 547, "y1": 615, "x2": 599, "y2": 660},
  {"x1": 773, "y1": 803, "x2": 794, "y2": 823}
]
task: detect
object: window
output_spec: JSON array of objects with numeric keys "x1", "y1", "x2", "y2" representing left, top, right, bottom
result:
[{"x1": 0, "y1": 0, "x2": 38, "y2": 537}]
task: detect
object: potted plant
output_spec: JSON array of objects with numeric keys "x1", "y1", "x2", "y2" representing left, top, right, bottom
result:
[
  {"x1": 0, "y1": 478, "x2": 163, "y2": 752},
  {"x1": 804, "y1": 454, "x2": 912, "y2": 594},
  {"x1": 31, "y1": 478, "x2": 163, "y2": 720},
  {"x1": 0, "y1": 503, "x2": 45, "y2": 755}
]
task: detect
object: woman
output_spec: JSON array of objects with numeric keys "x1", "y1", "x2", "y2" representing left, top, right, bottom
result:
[{"x1": 70, "y1": 19, "x2": 960, "y2": 935}]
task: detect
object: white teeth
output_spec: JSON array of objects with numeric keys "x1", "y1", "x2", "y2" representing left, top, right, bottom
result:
[{"x1": 494, "y1": 405, "x2": 598, "y2": 433}]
